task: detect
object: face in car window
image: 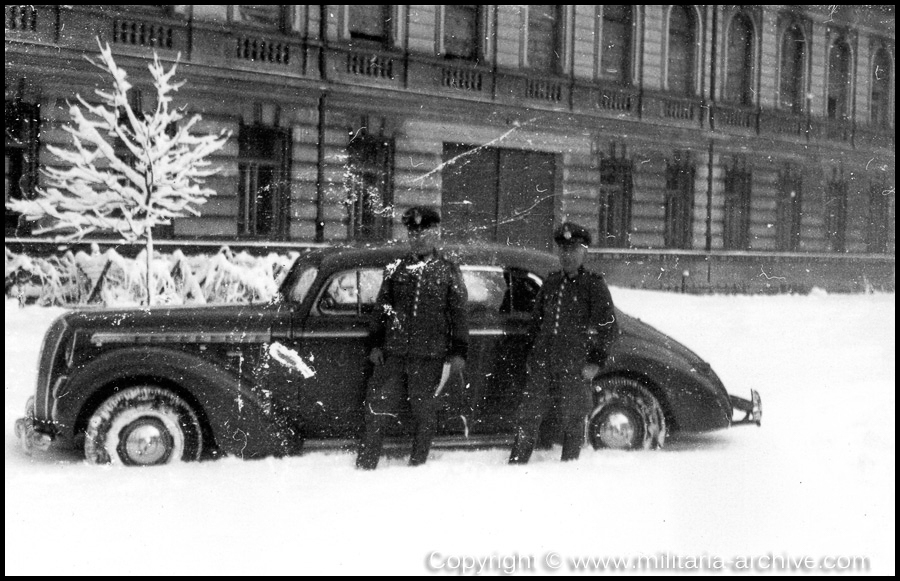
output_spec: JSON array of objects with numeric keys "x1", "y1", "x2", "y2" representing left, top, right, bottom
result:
[
  {"x1": 329, "y1": 273, "x2": 359, "y2": 305},
  {"x1": 319, "y1": 272, "x2": 359, "y2": 313},
  {"x1": 318, "y1": 269, "x2": 383, "y2": 315}
]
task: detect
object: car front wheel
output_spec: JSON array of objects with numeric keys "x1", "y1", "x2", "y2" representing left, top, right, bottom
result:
[
  {"x1": 589, "y1": 377, "x2": 666, "y2": 450},
  {"x1": 84, "y1": 386, "x2": 203, "y2": 465}
]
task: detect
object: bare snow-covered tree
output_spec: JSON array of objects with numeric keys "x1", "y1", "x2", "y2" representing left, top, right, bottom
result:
[{"x1": 6, "y1": 40, "x2": 229, "y2": 305}]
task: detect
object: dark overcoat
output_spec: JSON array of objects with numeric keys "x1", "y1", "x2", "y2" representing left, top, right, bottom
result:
[
  {"x1": 367, "y1": 251, "x2": 469, "y2": 360},
  {"x1": 525, "y1": 266, "x2": 618, "y2": 417}
]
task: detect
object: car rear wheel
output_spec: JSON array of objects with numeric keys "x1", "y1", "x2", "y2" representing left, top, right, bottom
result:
[
  {"x1": 84, "y1": 386, "x2": 203, "y2": 465},
  {"x1": 589, "y1": 377, "x2": 666, "y2": 450}
]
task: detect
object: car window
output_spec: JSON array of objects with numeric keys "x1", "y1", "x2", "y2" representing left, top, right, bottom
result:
[
  {"x1": 504, "y1": 267, "x2": 542, "y2": 314},
  {"x1": 317, "y1": 268, "x2": 382, "y2": 315},
  {"x1": 315, "y1": 264, "x2": 541, "y2": 317},
  {"x1": 289, "y1": 267, "x2": 318, "y2": 304},
  {"x1": 465, "y1": 266, "x2": 542, "y2": 316},
  {"x1": 462, "y1": 267, "x2": 507, "y2": 315},
  {"x1": 358, "y1": 269, "x2": 383, "y2": 306}
]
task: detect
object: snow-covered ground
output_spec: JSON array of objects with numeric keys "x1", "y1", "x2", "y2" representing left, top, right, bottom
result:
[{"x1": 5, "y1": 290, "x2": 895, "y2": 575}]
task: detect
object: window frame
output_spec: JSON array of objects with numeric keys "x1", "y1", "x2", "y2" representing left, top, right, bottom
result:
[
  {"x1": 346, "y1": 132, "x2": 394, "y2": 242},
  {"x1": 824, "y1": 178, "x2": 848, "y2": 253},
  {"x1": 826, "y1": 37, "x2": 853, "y2": 121},
  {"x1": 870, "y1": 47, "x2": 894, "y2": 128},
  {"x1": 866, "y1": 182, "x2": 893, "y2": 254},
  {"x1": 665, "y1": 5, "x2": 700, "y2": 97},
  {"x1": 723, "y1": 164, "x2": 752, "y2": 251},
  {"x1": 723, "y1": 12, "x2": 756, "y2": 106},
  {"x1": 779, "y1": 21, "x2": 808, "y2": 114},
  {"x1": 237, "y1": 124, "x2": 292, "y2": 239},
  {"x1": 598, "y1": 155, "x2": 634, "y2": 248},
  {"x1": 776, "y1": 168, "x2": 803, "y2": 252},
  {"x1": 5, "y1": 99, "x2": 40, "y2": 236},
  {"x1": 439, "y1": 4, "x2": 483, "y2": 62},
  {"x1": 346, "y1": 5, "x2": 394, "y2": 48},
  {"x1": 664, "y1": 153, "x2": 696, "y2": 250},
  {"x1": 230, "y1": 5, "x2": 288, "y2": 32},
  {"x1": 524, "y1": 4, "x2": 564, "y2": 74},
  {"x1": 598, "y1": 5, "x2": 634, "y2": 86}
]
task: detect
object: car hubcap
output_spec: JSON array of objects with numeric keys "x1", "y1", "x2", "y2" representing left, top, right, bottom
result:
[
  {"x1": 598, "y1": 411, "x2": 636, "y2": 449},
  {"x1": 119, "y1": 418, "x2": 174, "y2": 465}
]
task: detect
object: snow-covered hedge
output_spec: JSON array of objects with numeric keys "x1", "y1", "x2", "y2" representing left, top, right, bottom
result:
[{"x1": 5, "y1": 245, "x2": 298, "y2": 307}]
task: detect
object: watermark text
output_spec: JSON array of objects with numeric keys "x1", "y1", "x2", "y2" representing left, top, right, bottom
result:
[{"x1": 425, "y1": 551, "x2": 870, "y2": 574}]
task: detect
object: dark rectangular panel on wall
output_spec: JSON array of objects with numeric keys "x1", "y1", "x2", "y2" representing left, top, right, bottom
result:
[
  {"x1": 441, "y1": 143, "x2": 498, "y2": 242},
  {"x1": 497, "y1": 149, "x2": 555, "y2": 252},
  {"x1": 442, "y1": 145, "x2": 555, "y2": 251}
]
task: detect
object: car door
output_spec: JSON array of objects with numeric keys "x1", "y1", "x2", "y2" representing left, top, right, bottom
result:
[
  {"x1": 271, "y1": 261, "x2": 540, "y2": 440},
  {"x1": 277, "y1": 267, "x2": 381, "y2": 439},
  {"x1": 462, "y1": 266, "x2": 542, "y2": 435},
  {"x1": 282, "y1": 264, "x2": 473, "y2": 439}
]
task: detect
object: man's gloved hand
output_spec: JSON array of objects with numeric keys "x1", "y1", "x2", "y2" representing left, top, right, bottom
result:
[
  {"x1": 448, "y1": 356, "x2": 466, "y2": 376},
  {"x1": 369, "y1": 348, "x2": 385, "y2": 366},
  {"x1": 581, "y1": 363, "x2": 600, "y2": 380}
]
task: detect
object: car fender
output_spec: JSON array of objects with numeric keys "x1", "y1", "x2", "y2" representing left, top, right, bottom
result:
[
  {"x1": 606, "y1": 338, "x2": 731, "y2": 432},
  {"x1": 56, "y1": 347, "x2": 293, "y2": 458}
]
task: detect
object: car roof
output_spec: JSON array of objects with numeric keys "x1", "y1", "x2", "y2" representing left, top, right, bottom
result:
[{"x1": 311, "y1": 242, "x2": 559, "y2": 277}]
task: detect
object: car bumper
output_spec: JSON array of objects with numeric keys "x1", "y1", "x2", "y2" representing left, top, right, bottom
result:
[
  {"x1": 730, "y1": 389, "x2": 762, "y2": 426},
  {"x1": 14, "y1": 397, "x2": 54, "y2": 454}
]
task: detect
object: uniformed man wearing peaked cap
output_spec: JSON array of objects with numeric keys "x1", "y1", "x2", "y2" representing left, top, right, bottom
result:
[
  {"x1": 400, "y1": 206, "x2": 441, "y2": 231},
  {"x1": 509, "y1": 221, "x2": 619, "y2": 463},
  {"x1": 553, "y1": 221, "x2": 592, "y2": 247},
  {"x1": 356, "y1": 206, "x2": 469, "y2": 469}
]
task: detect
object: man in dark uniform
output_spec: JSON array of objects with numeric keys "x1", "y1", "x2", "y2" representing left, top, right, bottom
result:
[
  {"x1": 356, "y1": 206, "x2": 469, "y2": 470},
  {"x1": 509, "y1": 222, "x2": 618, "y2": 463}
]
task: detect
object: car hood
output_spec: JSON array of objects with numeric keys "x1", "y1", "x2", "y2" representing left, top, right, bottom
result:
[{"x1": 60, "y1": 301, "x2": 287, "y2": 336}]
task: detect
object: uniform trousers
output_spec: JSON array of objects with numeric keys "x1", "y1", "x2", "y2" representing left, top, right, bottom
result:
[
  {"x1": 356, "y1": 355, "x2": 443, "y2": 469},
  {"x1": 509, "y1": 356, "x2": 591, "y2": 463}
]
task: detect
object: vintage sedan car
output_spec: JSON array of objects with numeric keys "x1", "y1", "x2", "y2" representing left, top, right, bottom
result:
[{"x1": 16, "y1": 244, "x2": 761, "y2": 465}]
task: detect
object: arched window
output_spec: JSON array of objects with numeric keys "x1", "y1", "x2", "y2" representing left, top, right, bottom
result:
[
  {"x1": 827, "y1": 39, "x2": 852, "y2": 120},
  {"x1": 667, "y1": 6, "x2": 696, "y2": 95},
  {"x1": 871, "y1": 48, "x2": 893, "y2": 128},
  {"x1": 780, "y1": 23, "x2": 806, "y2": 113},
  {"x1": 725, "y1": 13, "x2": 754, "y2": 105},
  {"x1": 600, "y1": 5, "x2": 632, "y2": 85}
]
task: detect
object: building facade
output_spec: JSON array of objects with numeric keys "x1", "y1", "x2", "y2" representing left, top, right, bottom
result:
[{"x1": 5, "y1": 5, "x2": 895, "y2": 290}]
